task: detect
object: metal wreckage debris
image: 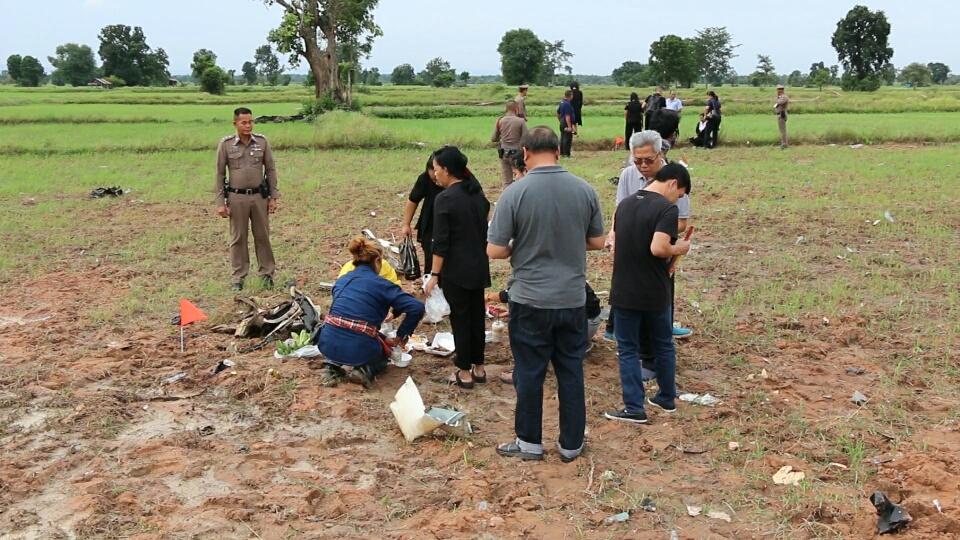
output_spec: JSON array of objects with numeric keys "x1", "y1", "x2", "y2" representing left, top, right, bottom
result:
[{"x1": 211, "y1": 286, "x2": 322, "y2": 353}]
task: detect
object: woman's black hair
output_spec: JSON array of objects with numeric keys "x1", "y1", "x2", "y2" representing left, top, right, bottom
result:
[
  {"x1": 511, "y1": 152, "x2": 526, "y2": 173},
  {"x1": 707, "y1": 90, "x2": 718, "y2": 99},
  {"x1": 434, "y1": 146, "x2": 482, "y2": 194},
  {"x1": 570, "y1": 81, "x2": 580, "y2": 90},
  {"x1": 629, "y1": 92, "x2": 640, "y2": 102},
  {"x1": 424, "y1": 152, "x2": 436, "y2": 173}
]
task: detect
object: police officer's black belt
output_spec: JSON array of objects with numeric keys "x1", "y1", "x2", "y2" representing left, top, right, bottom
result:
[{"x1": 226, "y1": 187, "x2": 260, "y2": 195}]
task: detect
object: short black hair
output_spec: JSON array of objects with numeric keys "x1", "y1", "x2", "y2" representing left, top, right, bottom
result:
[
  {"x1": 521, "y1": 126, "x2": 560, "y2": 154},
  {"x1": 653, "y1": 162, "x2": 691, "y2": 195},
  {"x1": 234, "y1": 107, "x2": 252, "y2": 118},
  {"x1": 511, "y1": 152, "x2": 526, "y2": 173}
]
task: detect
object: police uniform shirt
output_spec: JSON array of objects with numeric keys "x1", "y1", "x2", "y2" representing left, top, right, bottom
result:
[
  {"x1": 215, "y1": 133, "x2": 279, "y2": 205},
  {"x1": 492, "y1": 114, "x2": 528, "y2": 150}
]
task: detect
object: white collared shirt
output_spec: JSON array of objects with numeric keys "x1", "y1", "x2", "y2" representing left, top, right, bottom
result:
[{"x1": 665, "y1": 98, "x2": 683, "y2": 112}]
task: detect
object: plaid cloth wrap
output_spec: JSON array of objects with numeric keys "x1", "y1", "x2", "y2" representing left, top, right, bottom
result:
[{"x1": 324, "y1": 315, "x2": 392, "y2": 358}]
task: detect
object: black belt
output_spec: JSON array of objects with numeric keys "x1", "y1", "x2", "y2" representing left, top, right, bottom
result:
[{"x1": 226, "y1": 186, "x2": 260, "y2": 195}]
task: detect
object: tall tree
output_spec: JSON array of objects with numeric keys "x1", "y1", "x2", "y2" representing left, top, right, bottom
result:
[
  {"x1": 264, "y1": 0, "x2": 381, "y2": 101},
  {"x1": 540, "y1": 40, "x2": 573, "y2": 86},
  {"x1": 254, "y1": 45, "x2": 282, "y2": 85},
  {"x1": 831, "y1": 5, "x2": 893, "y2": 91},
  {"x1": 497, "y1": 29, "x2": 545, "y2": 85},
  {"x1": 611, "y1": 61, "x2": 648, "y2": 87},
  {"x1": 787, "y1": 70, "x2": 805, "y2": 87},
  {"x1": 899, "y1": 63, "x2": 933, "y2": 88},
  {"x1": 191, "y1": 49, "x2": 218, "y2": 80},
  {"x1": 459, "y1": 71, "x2": 470, "y2": 84},
  {"x1": 17, "y1": 56, "x2": 45, "y2": 87},
  {"x1": 648, "y1": 35, "x2": 698, "y2": 87},
  {"x1": 6, "y1": 55, "x2": 23, "y2": 82},
  {"x1": 48, "y1": 44, "x2": 97, "y2": 86},
  {"x1": 880, "y1": 63, "x2": 897, "y2": 86},
  {"x1": 928, "y1": 62, "x2": 951, "y2": 84},
  {"x1": 749, "y1": 54, "x2": 778, "y2": 86},
  {"x1": 97, "y1": 25, "x2": 169, "y2": 86},
  {"x1": 419, "y1": 57, "x2": 455, "y2": 87},
  {"x1": 199, "y1": 66, "x2": 228, "y2": 95},
  {"x1": 692, "y1": 27, "x2": 739, "y2": 86},
  {"x1": 390, "y1": 63, "x2": 416, "y2": 85},
  {"x1": 241, "y1": 61, "x2": 258, "y2": 85}
]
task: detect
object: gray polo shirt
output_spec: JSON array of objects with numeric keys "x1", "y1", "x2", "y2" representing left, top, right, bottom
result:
[
  {"x1": 616, "y1": 164, "x2": 691, "y2": 218},
  {"x1": 488, "y1": 165, "x2": 605, "y2": 309}
]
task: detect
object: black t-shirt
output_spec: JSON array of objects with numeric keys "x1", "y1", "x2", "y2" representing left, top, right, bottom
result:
[
  {"x1": 610, "y1": 190, "x2": 678, "y2": 311},
  {"x1": 409, "y1": 172, "x2": 442, "y2": 239},
  {"x1": 625, "y1": 101, "x2": 643, "y2": 123}
]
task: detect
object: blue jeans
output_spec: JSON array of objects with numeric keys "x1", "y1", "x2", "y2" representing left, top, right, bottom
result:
[
  {"x1": 509, "y1": 302, "x2": 587, "y2": 456},
  {"x1": 613, "y1": 306, "x2": 677, "y2": 413}
]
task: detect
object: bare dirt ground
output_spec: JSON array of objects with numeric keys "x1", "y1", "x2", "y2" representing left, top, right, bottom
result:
[{"x1": 2, "y1": 147, "x2": 959, "y2": 539}]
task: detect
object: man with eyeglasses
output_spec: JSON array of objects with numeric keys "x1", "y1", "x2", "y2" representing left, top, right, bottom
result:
[{"x1": 604, "y1": 132, "x2": 692, "y2": 371}]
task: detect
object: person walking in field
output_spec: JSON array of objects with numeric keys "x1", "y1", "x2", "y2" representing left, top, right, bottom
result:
[
  {"x1": 605, "y1": 163, "x2": 692, "y2": 424},
  {"x1": 643, "y1": 87, "x2": 667, "y2": 132},
  {"x1": 775, "y1": 84, "x2": 790, "y2": 149},
  {"x1": 624, "y1": 92, "x2": 645, "y2": 143},
  {"x1": 704, "y1": 91, "x2": 722, "y2": 149},
  {"x1": 557, "y1": 90, "x2": 577, "y2": 157},
  {"x1": 215, "y1": 107, "x2": 279, "y2": 291},
  {"x1": 491, "y1": 100, "x2": 529, "y2": 186},
  {"x1": 489, "y1": 127, "x2": 606, "y2": 463},
  {"x1": 515, "y1": 84, "x2": 529, "y2": 121}
]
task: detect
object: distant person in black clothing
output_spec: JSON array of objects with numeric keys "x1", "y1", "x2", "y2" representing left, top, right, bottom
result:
[
  {"x1": 689, "y1": 112, "x2": 709, "y2": 147},
  {"x1": 570, "y1": 81, "x2": 584, "y2": 127},
  {"x1": 704, "y1": 91, "x2": 722, "y2": 149},
  {"x1": 401, "y1": 151, "x2": 442, "y2": 275},
  {"x1": 605, "y1": 163, "x2": 692, "y2": 424},
  {"x1": 624, "y1": 92, "x2": 644, "y2": 143},
  {"x1": 426, "y1": 146, "x2": 491, "y2": 389},
  {"x1": 648, "y1": 109, "x2": 681, "y2": 155},
  {"x1": 557, "y1": 90, "x2": 577, "y2": 157},
  {"x1": 644, "y1": 87, "x2": 667, "y2": 132}
]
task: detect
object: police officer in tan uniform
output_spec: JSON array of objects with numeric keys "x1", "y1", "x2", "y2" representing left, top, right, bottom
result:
[
  {"x1": 491, "y1": 100, "x2": 529, "y2": 186},
  {"x1": 775, "y1": 84, "x2": 790, "y2": 149},
  {"x1": 515, "y1": 84, "x2": 529, "y2": 121},
  {"x1": 215, "y1": 107, "x2": 279, "y2": 291}
]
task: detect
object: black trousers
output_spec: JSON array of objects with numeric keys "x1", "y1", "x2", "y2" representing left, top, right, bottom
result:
[
  {"x1": 560, "y1": 128, "x2": 574, "y2": 157},
  {"x1": 705, "y1": 117, "x2": 722, "y2": 148},
  {"x1": 443, "y1": 280, "x2": 486, "y2": 370},
  {"x1": 625, "y1": 121, "x2": 643, "y2": 145},
  {"x1": 419, "y1": 233, "x2": 433, "y2": 275}
]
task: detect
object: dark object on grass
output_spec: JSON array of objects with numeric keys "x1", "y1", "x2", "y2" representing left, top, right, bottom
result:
[
  {"x1": 211, "y1": 359, "x2": 235, "y2": 375},
  {"x1": 608, "y1": 176, "x2": 620, "y2": 185},
  {"x1": 870, "y1": 491, "x2": 911, "y2": 534},
  {"x1": 398, "y1": 236, "x2": 422, "y2": 280},
  {"x1": 846, "y1": 367, "x2": 866, "y2": 375},
  {"x1": 197, "y1": 425, "x2": 215, "y2": 436},
  {"x1": 90, "y1": 187, "x2": 125, "y2": 198},
  {"x1": 254, "y1": 114, "x2": 306, "y2": 123}
]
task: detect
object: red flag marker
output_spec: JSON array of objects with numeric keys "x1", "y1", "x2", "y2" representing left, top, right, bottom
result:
[{"x1": 178, "y1": 299, "x2": 207, "y2": 351}]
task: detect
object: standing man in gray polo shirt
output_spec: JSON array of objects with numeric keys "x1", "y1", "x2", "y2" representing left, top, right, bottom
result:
[{"x1": 488, "y1": 126, "x2": 606, "y2": 464}]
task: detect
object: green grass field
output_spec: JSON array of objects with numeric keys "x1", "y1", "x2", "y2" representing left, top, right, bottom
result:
[{"x1": 1, "y1": 83, "x2": 959, "y2": 538}]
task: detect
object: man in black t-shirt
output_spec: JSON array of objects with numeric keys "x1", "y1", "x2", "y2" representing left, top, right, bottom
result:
[{"x1": 605, "y1": 163, "x2": 691, "y2": 424}]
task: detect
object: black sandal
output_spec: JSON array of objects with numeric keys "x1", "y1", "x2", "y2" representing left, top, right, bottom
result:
[
  {"x1": 450, "y1": 371, "x2": 474, "y2": 389},
  {"x1": 472, "y1": 368, "x2": 487, "y2": 384}
]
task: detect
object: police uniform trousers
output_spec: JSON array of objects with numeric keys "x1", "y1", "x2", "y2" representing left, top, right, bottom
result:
[
  {"x1": 229, "y1": 193, "x2": 276, "y2": 283},
  {"x1": 499, "y1": 148, "x2": 520, "y2": 186}
]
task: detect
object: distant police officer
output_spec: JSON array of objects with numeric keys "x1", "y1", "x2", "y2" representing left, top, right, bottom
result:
[
  {"x1": 515, "y1": 84, "x2": 529, "y2": 121},
  {"x1": 215, "y1": 107, "x2": 279, "y2": 291},
  {"x1": 775, "y1": 84, "x2": 790, "y2": 149},
  {"x1": 491, "y1": 100, "x2": 529, "y2": 186}
]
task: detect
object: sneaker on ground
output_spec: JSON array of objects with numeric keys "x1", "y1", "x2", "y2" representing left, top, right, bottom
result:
[
  {"x1": 647, "y1": 396, "x2": 677, "y2": 413},
  {"x1": 672, "y1": 326, "x2": 693, "y2": 339},
  {"x1": 603, "y1": 408, "x2": 648, "y2": 424}
]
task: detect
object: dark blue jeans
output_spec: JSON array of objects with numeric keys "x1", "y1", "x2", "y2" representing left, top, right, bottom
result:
[
  {"x1": 509, "y1": 302, "x2": 587, "y2": 454},
  {"x1": 613, "y1": 306, "x2": 677, "y2": 413}
]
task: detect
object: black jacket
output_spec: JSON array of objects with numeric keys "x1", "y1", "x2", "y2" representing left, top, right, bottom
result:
[{"x1": 432, "y1": 181, "x2": 491, "y2": 290}]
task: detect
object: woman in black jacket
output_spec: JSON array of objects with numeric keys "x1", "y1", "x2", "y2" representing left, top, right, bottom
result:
[
  {"x1": 624, "y1": 92, "x2": 644, "y2": 144},
  {"x1": 425, "y1": 146, "x2": 491, "y2": 389},
  {"x1": 401, "y1": 152, "x2": 443, "y2": 275},
  {"x1": 570, "y1": 81, "x2": 584, "y2": 126}
]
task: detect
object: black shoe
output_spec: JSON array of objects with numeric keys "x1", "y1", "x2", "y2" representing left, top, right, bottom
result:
[
  {"x1": 261, "y1": 276, "x2": 274, "y2": 289},
  {"x1": 231, "y1": 281, "x2": 244, "y2": 292},
  {"x1": 603, "y1": 408, "x2": 648, "y2": 424},
  {"x1": 647, "y1": 396, "x2": 677, "y2": 413},
  {"x1": 347, "y1": 366, "x2": 374, "y2": 389}
]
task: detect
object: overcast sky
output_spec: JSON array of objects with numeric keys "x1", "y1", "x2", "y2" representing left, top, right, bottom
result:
[{"x1": 2, "y1": 0, "x2": 956, "y2": 77}]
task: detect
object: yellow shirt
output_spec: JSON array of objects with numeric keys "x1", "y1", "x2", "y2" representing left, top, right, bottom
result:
[{"x1": 338, "y1": 259, "x2": 401, "y2": 286}]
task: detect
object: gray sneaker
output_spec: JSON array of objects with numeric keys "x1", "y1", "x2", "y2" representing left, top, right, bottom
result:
[{"x1": 603, "y1": 408, "x2": 648, "y2": 424}]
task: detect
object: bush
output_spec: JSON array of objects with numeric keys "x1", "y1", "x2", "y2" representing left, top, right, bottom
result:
[
  {"x1": 300, "y1": 90, "x2": 361, "y2": 120},
  {"x1": 310, "y1": 110, "x2": 401, "y2": 148},
  {"x1": 104, "y1": 75, "x2": 126, "y2": 88},
  {"x1": 199, "y1": 67, "x2": 227, "y2": 95}
]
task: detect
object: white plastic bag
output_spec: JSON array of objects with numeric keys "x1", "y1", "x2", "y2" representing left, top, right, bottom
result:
[{"x1": 422, "y1": 275, "x2": 450, "y2": 323}]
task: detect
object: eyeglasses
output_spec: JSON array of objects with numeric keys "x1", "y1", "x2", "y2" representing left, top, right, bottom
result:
[{"x1": 633, "y1": 156, "x2": 660, "y2": 166}]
